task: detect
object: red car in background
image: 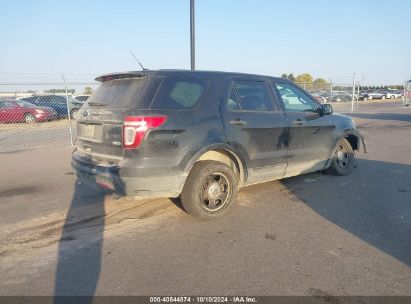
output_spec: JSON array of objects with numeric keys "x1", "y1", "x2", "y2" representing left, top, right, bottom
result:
[{"x1": 0, "y1": 99, "x2": 58, "y2": 123}]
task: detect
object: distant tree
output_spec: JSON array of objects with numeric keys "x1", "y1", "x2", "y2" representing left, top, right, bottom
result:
[
  {"x1": 312, "y1": 78, "x2": 329, "y2": 91},
  {"x1": 281, "y1": 73, "x2": 288, "y2": 79},
  {"x1": 295, "y1": 73, "x2": 313, "y2": 89},
  {"x1": 288, "y1": 73, "x2": 296, "y2": 82},
  {"x1": 83, "y1": 86, "x2": 94, "y2": 95}
]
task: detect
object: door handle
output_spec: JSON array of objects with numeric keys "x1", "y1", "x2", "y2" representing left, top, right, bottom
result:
[
  {"x1": 293, "y1": 119, "x2": 305, "y2": 125},
  {"x1": 229, "y1": 119, "x2": 248, "y2": 126}
]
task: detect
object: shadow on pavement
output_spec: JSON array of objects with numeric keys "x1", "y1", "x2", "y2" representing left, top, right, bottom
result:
[
  {"x1": 348, "y1": 112, "x2": 411, "y2": 122},
  {"x1": 54, "y1": 180, "x2": 106, "y2": 302},
  {"x1": 281, "y1": 158, "x2": 411, "y2": 266},
  {"x1": 52, "y1": 159, "x2": 411, "y2": 297}
]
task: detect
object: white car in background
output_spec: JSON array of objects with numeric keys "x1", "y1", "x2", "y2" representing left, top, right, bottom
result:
[{"x1": 384, "y1": 90, "x2": 402, "y2": 99}]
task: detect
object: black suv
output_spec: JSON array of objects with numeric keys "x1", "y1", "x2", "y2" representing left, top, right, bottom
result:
[{"x1": 72, "y1": 70, "x2": 366, "y2": 219}]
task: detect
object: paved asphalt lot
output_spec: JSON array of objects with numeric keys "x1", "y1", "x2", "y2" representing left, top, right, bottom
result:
[{"x1": 0, "y1": 101, "x2": 410, "y2": 296}]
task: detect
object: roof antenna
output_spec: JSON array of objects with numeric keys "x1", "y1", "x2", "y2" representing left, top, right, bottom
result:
[{"x1": 129, "y1": 50, "x2": 148, "y2": 71}]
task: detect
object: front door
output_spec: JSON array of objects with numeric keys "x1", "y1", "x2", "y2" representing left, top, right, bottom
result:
[
  {"x1": 221, "y1": 78, "x2": 289, "y2": 184},
  {"x1": 273, "y1": 81, "x2": 334, "y2": 177}
]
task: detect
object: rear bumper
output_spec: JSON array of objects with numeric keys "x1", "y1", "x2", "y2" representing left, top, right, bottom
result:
[{"x1": 71, "y1": 152, "x2": 185, "y2": 198}]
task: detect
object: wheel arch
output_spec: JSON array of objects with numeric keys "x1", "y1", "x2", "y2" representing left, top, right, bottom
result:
[
  {"x1": 184, "y1": 144, "x2": 247, "y2": 186},
  {"x1": 324, "y1": 130, "x2": 366, "y2": 170}
]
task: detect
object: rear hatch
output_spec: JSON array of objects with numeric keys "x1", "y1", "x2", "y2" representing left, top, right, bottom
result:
[{"x1": 75, "y1": 74, "x2": 162, "y2": 163}]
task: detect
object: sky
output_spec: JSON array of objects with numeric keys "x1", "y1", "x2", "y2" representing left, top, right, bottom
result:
[{"x1": 1, "y1": 0, "x2": 410, "y2": 86}]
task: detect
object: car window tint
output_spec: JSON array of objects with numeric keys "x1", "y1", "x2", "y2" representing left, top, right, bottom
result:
[
  {"x1": 50, "y1": 96, "x2": 65, "y2": 104},
  {"x1": 17, "y1": 101, "x2": 35, "y2": 108},
  {"x1": 38, "y1": 96, "x2": 51, "y2": 103},
  {"x1": 22, "y1": 97, "x2": 38, "y2": 104},
  {"x1": 152, "y1": 78, "x2": 209, "y2": 109},
  {"x1": 226, "y1": 85, "x2": 240, "y2": 111},
  {"x1": 234, "y1": 80, "x2": 273, "y2": 111},
  {"x1": 0, "y1": 101, "x2": 13, "y2": 108},
  {"x1": 275, "y1": 83, "x2": 319, "y2": 112}
]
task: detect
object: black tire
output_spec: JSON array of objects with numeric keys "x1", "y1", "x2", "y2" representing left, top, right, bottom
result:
[
  {"x1": 181, "y1": 160, "x2": 239, "y2": 219},
  {"x1": 326, "y1": 138, "x2": 355, "y2": 176},
  {"x1": 24, "y1": 113, "x2": 36, "y2": 124}
]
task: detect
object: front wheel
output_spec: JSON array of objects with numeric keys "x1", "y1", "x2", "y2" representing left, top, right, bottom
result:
[
  {"x1": 181, "y1": 161, "x2": 239, "y2": 219},
  {"x1": 326, "y1": 138, "x2": 355, "y2": 176},
  {"x1": 24, "y1": 113, "x2": 36, "y2": 124}
]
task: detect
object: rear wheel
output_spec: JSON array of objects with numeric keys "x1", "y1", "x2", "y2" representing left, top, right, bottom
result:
[
  {"x1": 24, "y1": 113, "x2": 36, "y2": 124},
  {"x1": 382, "y1": 95, "x2": 386, "y2": 100},
  {"x1": 326, "y1": 138, "x2": 355, "y2": 176},
  {"x1": 181, "y1": 161, "x2": 239, "y2": 219},
  {"x1": 390, "y1": 95, "x2": 395, "y2": 99}
]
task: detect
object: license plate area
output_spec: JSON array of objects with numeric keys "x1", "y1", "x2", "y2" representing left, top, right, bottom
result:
[
  {"x1": 78, "y1": 123, "x2": 103, "y2": 142},
  {"x1": 83, "y1": 124, "x2": 95, "y2": 138}
]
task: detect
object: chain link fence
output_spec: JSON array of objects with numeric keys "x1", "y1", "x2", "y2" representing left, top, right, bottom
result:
[
  {"x1": 0, "y1": 74, "x2": 98, "y2": 153},
  {"x1": 0, "y1": 73, "x2": 406, "y2": 153}
]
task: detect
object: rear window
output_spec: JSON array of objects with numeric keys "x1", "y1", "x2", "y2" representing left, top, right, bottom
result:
[
  {"x1": 85, "y1": 77, "x2": 161, "y2": 109},
  {"x1": 151, "y1": 78, "x2": 209, "y2": 109}
]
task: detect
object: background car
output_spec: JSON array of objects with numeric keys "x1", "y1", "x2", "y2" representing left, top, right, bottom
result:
[
  {"x1": 73, "y1": 95, "x2": 90, "y2": 102},
  {"x1": 19, "y1": 95, "x2": 82, "y2": 118},
  {"x1": 310, "y1": 92, "x2": 327, "y2": 103},
  {"x1": 330, "y1": 92, "x2": 352, "y2": 102},
  {"x1": 0, "y1": 99, "x2": 57, "y2": 123},
  {"x1": 365, "y1": 90, "x2": 386, "y2": 100},
  {"x1": 383, "y1": 90, "x2": 402, "y2": 99}
]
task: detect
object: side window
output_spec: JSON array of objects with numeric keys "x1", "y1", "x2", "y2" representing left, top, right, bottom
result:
[
  {"x1": 0, "y1": 101, "x2": 12, "y2": 108},
  {"x1": 275, "y1": 83, "x2": 319, "y2": 112},
  {"x1": 152, "y1": 78, "x2": 209, "y2": 109},
  {"x1": 58, "y1": 96, "x2": 68, "y2": 103},
  {"x1": 38, "y1": 96, "x2": 51, "y2": 103},
  {"x1": 234, "y1": 80, "x2": 273, "y2": 111},
  {"x1": 226, "y1": 85, "x2": 241, "y2": 111},
  {"x1": 25, "y1": 97, "x2": 38, "y2": 104},
  {"x1": 50, "y1": 96, "x2": 65, "y2": 104}
]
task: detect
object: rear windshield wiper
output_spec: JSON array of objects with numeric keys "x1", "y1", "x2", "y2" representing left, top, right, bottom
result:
[{"x1": 88, "y1": 101, "x2": 107, "y2": 107}]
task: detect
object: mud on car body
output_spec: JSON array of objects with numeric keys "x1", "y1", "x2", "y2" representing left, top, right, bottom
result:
[{"x1": 72, "y1": 70, "x2": 366, "y2": 219}]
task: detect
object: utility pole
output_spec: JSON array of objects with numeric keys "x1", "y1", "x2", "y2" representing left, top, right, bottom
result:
[
  {"x1": 351, "y1": 73, "x2": 356, "y2": 113},
  {"x1": 61, "y1": 74, "x2": 74, "y2": 146},
  {"x1": 190, "y1": 0, "x2": 195, "y2": 70},
  {"x1": 329, "y1": 78, "x2": 333, "y2": 103}
]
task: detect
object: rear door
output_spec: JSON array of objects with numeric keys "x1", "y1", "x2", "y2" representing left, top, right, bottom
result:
[
  {"x1": 273, "y1": 81, "x2": 334, "y2": 177},
  {"x1": 221, "y1": 78, "x2": 288, "y2": 184}
]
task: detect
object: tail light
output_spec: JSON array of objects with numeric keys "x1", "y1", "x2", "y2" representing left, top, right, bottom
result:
[{"x1": 123, "y1": 115, "x2": 167, "y2": 149}]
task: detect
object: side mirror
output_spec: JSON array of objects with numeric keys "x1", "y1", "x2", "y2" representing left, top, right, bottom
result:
[{"x1": 321, "y1": 104, "x2": 333, "y2": 115}]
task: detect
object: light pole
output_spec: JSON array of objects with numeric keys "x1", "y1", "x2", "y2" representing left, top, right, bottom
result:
[
  {"x1": 190, "y1": 0, "x2": 195, "y2": 70},
  {"x1": 329, "y1": 78, "x2": 333, "y2": 103},
  {"x1": 351, "y1": 73, "x2": 356, "y2": 113}
]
